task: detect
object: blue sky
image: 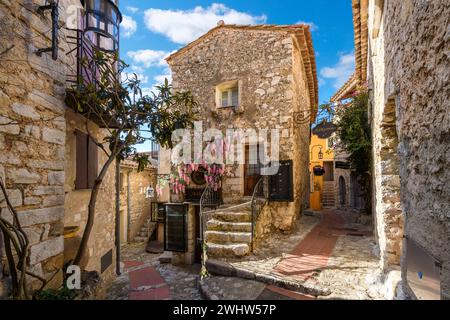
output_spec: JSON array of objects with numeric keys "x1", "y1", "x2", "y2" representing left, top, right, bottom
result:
[{"x1": 118, "y1": 0, "x2": 355, "y2": 151}]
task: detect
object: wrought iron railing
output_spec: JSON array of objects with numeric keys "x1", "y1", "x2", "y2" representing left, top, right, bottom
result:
[
  {"x1": 199, "y1": 180, "x2": 221, "y2": 246},
  {"x1": 66, "y1": 28, "x2": 119, "y2": 88},
  {"x1": 251, "y1": 176, "x2": 269, "y2": 249}
]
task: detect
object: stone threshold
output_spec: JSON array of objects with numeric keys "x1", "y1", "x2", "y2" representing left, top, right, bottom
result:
[{"x1": 204, "y1": 259, "x2": 331, "y2": 298}]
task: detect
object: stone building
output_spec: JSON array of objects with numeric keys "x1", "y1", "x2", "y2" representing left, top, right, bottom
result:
[
  {"x1": 336, "y1": 0, "x2": 449, "y2": 300},
  {"x1": 0, "y1": 0, "x2": 126, "y2": 296},
  {"x1": 309, "y1": 134, "x2": 335, "y2": 211},
  {"x1": 159, "y1": 23, "x2": 317, "y2": 260},
  {"x1": 119, "y1": 158, "x2": 157, "y2": 244}
]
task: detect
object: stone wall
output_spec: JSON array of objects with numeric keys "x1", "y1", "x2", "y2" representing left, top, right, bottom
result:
[
  {"x1": 119, "y1": 162, "x2": 156, "y2": 242},
  {"x1": 367, "y1": 0, "x2": 450, "y2": 299},
  {"x1": 0, "y1": 0, "x2": 83, "y2": 293},
  {"x1": 167, "y1": 26, "x2": 314, "y2": 232},
  {"x1": 64, "y1": 109, "x2": 117, "y2": 283}
]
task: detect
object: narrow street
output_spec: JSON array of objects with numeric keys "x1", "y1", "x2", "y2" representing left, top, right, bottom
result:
[
  {"x1": 106, "y1": 245, "x2": 202, "y2": 300},
  {"x1": 107, "y1": 208, "x2": 397, "y2": 300}
]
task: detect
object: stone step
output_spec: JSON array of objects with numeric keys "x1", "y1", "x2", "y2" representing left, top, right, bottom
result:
[
  {"x1": 211, "y1": 211, "x2": 252, "y2": 223},
  {"x1": 134, "y1": 236, "x2": 148, "y2": 242},
  {"x1": 205, "y1": 231, "x2": 252, "y2": 244},
  {"x1": 206, "y1": 243, "x2": 250, "y2": 258},
  {"x1": 207, "y1": 219, "x2": 252, "y2": 232}
]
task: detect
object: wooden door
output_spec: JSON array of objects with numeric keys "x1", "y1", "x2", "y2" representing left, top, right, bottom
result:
[{"x1": 244, "y1": 145, "x2": 261, "y2": 196}]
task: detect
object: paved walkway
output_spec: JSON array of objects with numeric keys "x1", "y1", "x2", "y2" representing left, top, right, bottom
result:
[
  {"x1": 203, "y1": 209, "x2": 393, "y2": 300},
  {"x1": 124, "y1": 261, "x2": 170, "y2": 300},
  {"x1": 106, "y1": 244, "x2": 203, "y2": 300},
  {"x1": 273, "y1": 210, "x2": 344, "y2": 281}
]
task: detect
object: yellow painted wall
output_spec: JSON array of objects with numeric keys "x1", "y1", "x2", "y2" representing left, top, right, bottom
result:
[{"x1": 309, "y1": 134, "x2": 334, "y2": 210}]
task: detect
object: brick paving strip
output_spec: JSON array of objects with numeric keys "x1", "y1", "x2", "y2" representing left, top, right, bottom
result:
[
  {"x1": 273, "y1": 210, "x2": 344, "y2": 281},
  {"x1": 200, "y1": 209, "x2": 387, "y2": 300},
  {"x1": 124, "y1": 261, "x2": 171, "y2": 300}
]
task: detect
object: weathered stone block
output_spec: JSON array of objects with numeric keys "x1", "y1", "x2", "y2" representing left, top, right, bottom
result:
[
  {"x1": 43, "y1": 195, "x2": 65, "y2": 207},
  {"x1": 0, "y1": 154, "x2": 21, "y2": 165},
  {"x1": 7, "y1": 168, "x2": 40, "y2": 184},
  {"x1": 48, "y1": 171, "x2": 65, "y2": 186},
  {"x1": 11, "y1": 102, "x2": 40, "y2": 120},
  {"x1": 29, "y1": 236, "x2": 64, "y2": 265},
  {"x1": 28, "y1": 159, "x2": 64, "y2": 170},
  {"x1": 0, "y1": 189, "x2": 22, "y2": 207},
  {"x1": 24, "y1": 196, "x2": 41, "y2": 206},
  {"x1": 32, "y1": 185, "x2": 64, "y2": 196},
  {"x1": 0, "y1": 116, "x2": 20, "y2": 135},
  {"x1": 24, "y1": 125, "x2": 41, "y2": 139},
  {"x1": 28, "y1": 90, "x2": 64, "y2": 115},
  {"x1": 16, "y1": 206, "x2": 64, "y2": 227},
  {"x1": 42, "y1": 127, "x2": 65, "y2": 145}
]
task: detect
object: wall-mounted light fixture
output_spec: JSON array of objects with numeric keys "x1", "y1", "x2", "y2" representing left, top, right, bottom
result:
[
  {"x1": 36, "y1": 0, "x2": 59, "y2": 60},
  {"x1": 318, "y1": 148, "x2": 324, "y2": 160},
  {"x1": 81, "y1": 0, "x2": 123, "y2": 53},
  {"x1": 310, "y1": 145, "x2": 324, "y2": 161}
]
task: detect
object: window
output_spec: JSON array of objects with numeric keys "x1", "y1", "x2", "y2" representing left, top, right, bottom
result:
[
  {"x1": 216, "y1": 81, "x2": 240, "y2": 108},
  {"x1": 75, "y1": 130, "x2": 98, "y2": 190}
]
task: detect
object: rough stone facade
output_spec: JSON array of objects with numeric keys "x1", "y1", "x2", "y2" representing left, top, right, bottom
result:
[
  {"x1": 0, "y1": 0, "x2": 83, "y2": 294},
  {"x1": 0, "y1": 0, "x2": 119, "y2": 295},
  {"x1": 119, "y1": 160, "x2": 157, "y2": 243},
  {"x1": 64, "y1": 109, "x2": 117, "y2": 283},
  {"x1": 366, "y1": 0, "x2": 450, "y2": 299},
  {"x1": 166, "y1": 24, "x2": 317, "y2": 233}
]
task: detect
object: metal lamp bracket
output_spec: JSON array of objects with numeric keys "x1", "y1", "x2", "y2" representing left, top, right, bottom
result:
[{"x1": 36, "y1": 0, "x2": 59, "y2": 60}]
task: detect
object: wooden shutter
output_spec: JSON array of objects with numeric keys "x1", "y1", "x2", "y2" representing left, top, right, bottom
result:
[
  {"x1": 87, "y1": 136, "x2": 98, "y2": 188},
  {"x1": 269, "y1": 160, "x2": 294, "y2": 202},
  {"x1": 75, "y1": 130, "x2": 88, "y2": 190}
]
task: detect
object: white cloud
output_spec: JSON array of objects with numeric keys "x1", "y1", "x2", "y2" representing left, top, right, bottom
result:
[
  {"x1": 126, "y1": 50, "x2": 170, "y2": 68},
  {"x1": 126, "y1": 6, "x2": 139, "y2": 14},
  {"x1": 320, "y1": 52, "x2": 355, "y2": 89},
  {"x1": 143, "y1": 3, "x2": 267, "y2": 45},
  {"x1": 296, "y1": 21, "x2": 318, "y2": 32},
  {"x1": 121, "y1": 71, "x2": 149, "y2": 84},
  {"x1": 318, "y1": 77, "x2": 326, "y2": 87},
  {"x1": 154, "y1": 73, "x2": 172, "y2": 85},
  {"x1": 121, "y1": 15, "x2": 137, "y2": 38}
]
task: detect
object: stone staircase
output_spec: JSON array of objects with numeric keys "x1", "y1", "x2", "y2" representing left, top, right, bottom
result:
[
  {"x1": 133, "y1": 218, "x2": 156, "y2": 243},
  {"x1": 322, "y1": 181, "x2": 336, "y2": 208},
  {"x1": 205, "y1": 202, "x2": 253, "y2": 258}
]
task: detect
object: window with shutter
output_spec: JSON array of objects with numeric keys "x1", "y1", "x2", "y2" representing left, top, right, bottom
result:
[
  {"x1": 75, "y1": 130, "x2": 98, "y2": 190},
  {"x1": 269, "y1": 160, "x2": 294, "y2": 202}
]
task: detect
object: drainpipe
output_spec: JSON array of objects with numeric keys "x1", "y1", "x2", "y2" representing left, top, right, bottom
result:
[
  {"x1": 115, "y1": 158, "x2": 121, "y2": 276},
  {"x1": 127, "y1": 171, "x2": 131, "y2": 243}
]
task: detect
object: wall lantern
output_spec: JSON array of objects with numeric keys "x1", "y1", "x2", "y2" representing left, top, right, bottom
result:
[
  {"x1": 81, "y1": 0, "x2": 122, "y2": 53},
  {"x1": 36, "y1": 0, "x2": 59, "y2": 60},
  {"x1": 318, "y1": 149, "x2": 324, "y2": 160}
]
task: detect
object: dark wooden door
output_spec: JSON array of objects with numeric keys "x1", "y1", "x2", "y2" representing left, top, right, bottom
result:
[{"x1": 244, "y1": 145, "x2": 261, "y2": 196}]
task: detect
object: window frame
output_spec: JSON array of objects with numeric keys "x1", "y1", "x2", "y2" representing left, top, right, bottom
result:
[{"x1": 216, "y1": 80, "x2": 240, "y2": 109}]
